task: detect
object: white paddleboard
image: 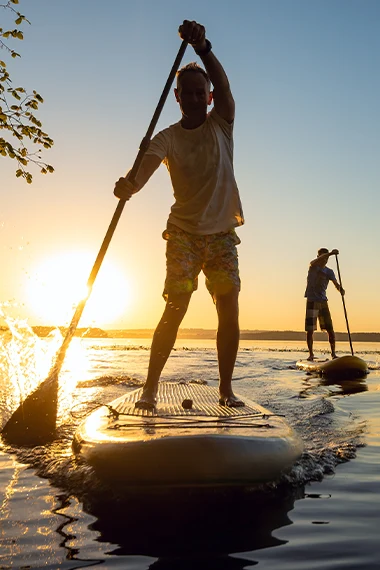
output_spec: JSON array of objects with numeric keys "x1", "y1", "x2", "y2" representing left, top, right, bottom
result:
[{"x1": 73, "y1": 382, "x2": 303, "y2": 488}]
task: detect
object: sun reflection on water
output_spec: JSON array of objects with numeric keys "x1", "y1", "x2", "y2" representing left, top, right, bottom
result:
[{"x1": 57, "y1": 338, "x2": 93, "y2": 422}]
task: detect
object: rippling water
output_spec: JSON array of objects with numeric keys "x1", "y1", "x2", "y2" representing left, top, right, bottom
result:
[{"x1": 1, "y1": 327, "x2": 380, "y2": 569}]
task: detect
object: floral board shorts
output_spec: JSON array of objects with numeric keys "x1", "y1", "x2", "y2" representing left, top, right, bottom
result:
[
  {"x1": 305, "y1": 300, "x2": 333, "y2": 332},
  {"x1": 162, "y1": 223, "x2": 241, "y2": 301}
]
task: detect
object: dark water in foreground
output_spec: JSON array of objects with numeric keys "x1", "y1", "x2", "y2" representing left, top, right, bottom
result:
[{"x1": 1, "y1": 334, "x2": 380, "y2": 569}]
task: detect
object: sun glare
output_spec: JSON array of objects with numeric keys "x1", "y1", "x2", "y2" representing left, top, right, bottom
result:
[{"x1": 27, "y1": 251, "x2": 131, "y2": 327}]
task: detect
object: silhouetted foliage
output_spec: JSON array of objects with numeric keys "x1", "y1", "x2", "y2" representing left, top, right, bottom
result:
[{"x1": 0, "y1": 0, "x2": 54, "y2": 183}]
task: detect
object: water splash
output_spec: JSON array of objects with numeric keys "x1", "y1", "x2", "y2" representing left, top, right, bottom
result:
[
  {"x1": 0, "y1": 307, "x2": 62, "y2": 426},
  {"x1": 0, "y1": 306, "x2": 93, "y2": 433}
]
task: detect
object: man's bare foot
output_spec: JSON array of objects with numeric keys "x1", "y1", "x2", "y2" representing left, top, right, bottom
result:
[
  {"x1": 307, "y1": 355, "x2": 314, "y2": 361},
  {"x1": 332, "y1": 354, "x2": 338, "y2": 360},
  {"x1": 219, "y1": 394, "x2": 245, "y2": 408},
  {"x1": 135, "y1": 388, "x2": 157, "y2": 410}
]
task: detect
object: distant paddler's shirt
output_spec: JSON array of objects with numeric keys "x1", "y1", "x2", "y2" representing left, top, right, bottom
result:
[
  {"x1": 305, "y1": 265, "x2": 337, "y2": 302},
  {"x1": 145, "y1": 108, "x2": 244, "y2": 235}
]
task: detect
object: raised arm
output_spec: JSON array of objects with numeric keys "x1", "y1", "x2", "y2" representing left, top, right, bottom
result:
[
  {"x1": 179, "y1": 20, "x2": 235, "y2": 123},
  {"x1": 309, "y1": 249, "x2": 339, "y2": 267},
  {"x1": 114, "y1": 153, "x2": 162, "y2": 201}
]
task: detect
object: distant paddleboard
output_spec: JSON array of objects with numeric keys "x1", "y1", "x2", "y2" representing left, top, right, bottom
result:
[
  {"x1": 73, "y1": 382, "x2": 303, "y2": 487},
  {"x1": 296, "y1": 355, "x2": 368, "y2": 379}
]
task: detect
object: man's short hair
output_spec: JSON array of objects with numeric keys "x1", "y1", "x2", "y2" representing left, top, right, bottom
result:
[
  {"x1": 317, "y1": 248, "x2": 329, "y2": 257},
  {"x1": 176, "y1": 62, "x2": 211, "y2": 88}
]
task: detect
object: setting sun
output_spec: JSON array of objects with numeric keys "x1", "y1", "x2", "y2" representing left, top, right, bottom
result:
[{"x1": 26, "y1": 251, "x2": 131, "y2": 327}]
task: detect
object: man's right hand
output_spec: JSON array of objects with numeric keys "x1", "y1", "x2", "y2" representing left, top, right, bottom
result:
[
  {"x1": 114, "y1": 175, "x2": 139, "y2": 201},
  {"x1": 178, "y1": 20, "x2": 206, "y2": 51},
  {"x1": 330, "y1": 249, "x2": 339, "y2": 256}
]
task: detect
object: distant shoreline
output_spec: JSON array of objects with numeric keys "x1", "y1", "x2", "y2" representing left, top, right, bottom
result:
[{"x1": 2, "y1": 325, "x2": 380, "y2": 342}]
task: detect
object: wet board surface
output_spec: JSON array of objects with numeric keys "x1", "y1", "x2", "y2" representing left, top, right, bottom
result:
[
  {"x1": 73, "y1": 382, "x2": 303, "y2": 488},
  {"x1": 296, "y1": 355, "x2": 368, "y2": 379}
]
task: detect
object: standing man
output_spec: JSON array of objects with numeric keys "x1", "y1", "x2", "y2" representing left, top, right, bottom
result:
[
  {"x1": 114, "y1": 20, "x2": 244, "y2": 409},
  {"x1": 304, "y1": 248, "x2": 345, "y2": 361}
]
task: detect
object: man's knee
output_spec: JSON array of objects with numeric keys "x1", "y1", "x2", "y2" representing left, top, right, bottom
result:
[
  {"x1": 164, "y1": 293, "x2": 192, "y2": 321},
  {"x1": 215, "y1": 288, "x2": 239, "y2": 324}
]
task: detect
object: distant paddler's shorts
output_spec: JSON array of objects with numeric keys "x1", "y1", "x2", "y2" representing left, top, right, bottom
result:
[
  {"x1": 305, "y1": 300, "x2": 333, "y2": 332},
  {"x1": 162, "y1": 223, "x2": 241, "y2": 301}
]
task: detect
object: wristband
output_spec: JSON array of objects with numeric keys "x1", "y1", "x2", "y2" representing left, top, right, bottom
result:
[{"x1": 195, "y1": 39, "x2": 212, "y2": 56}]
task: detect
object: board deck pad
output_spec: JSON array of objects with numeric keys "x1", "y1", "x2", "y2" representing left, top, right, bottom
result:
[{"x1": 112, "y1": 382, "x2": 263, "y2": 419}]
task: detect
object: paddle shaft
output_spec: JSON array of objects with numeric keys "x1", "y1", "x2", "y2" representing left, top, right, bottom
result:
[
  {"x1": 335, "y1": 254, "x2": 354, "y2": 356},
  {"x1": 53, "y1": 40, "x2": 188, "y2": 373}
]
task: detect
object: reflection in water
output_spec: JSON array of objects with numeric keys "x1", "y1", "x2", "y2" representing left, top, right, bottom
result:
[
  {"x1": 80, "y1": 485, "x2": 302, "y2": 569},
  {"x1": 149, "y1": 556, "x2": 258, "y2": 569},
  {"x1": 321, "y1": 376, "x2": 368, "y2": 394},
  {"x1": 0, "y1": 455, "x2": 24, "y2": 563},
  {"x1": 52, "y1": 494, "x2": 104, "y2": 569},
  {"x1": 299, "y1": 375, "x2": 368, "y2": 399}
]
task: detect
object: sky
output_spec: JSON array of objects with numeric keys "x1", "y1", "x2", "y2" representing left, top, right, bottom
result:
[{"x1": 1, "y1": 0, "x2": 379, "y2": 333}]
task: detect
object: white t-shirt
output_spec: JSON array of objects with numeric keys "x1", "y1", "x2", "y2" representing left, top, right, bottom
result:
[{"x1": 146, "y1": 108, "x2": 244, "y2": 235}]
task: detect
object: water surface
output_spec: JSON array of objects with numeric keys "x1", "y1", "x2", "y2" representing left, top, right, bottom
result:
[{"x1": 1, "y1": 332, "x2": 379, "y2": 568}]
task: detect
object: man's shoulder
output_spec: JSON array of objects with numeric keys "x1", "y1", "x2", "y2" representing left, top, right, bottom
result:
[
  {"x1": 209, "y1": 107, "x2": 233, "y2": 125},
  {"x1": 155, "y1": 120, "x2": 181, "y2": 137},
  {"x1": 325, "y1": 266, "x2": 336, "y2": 278}
]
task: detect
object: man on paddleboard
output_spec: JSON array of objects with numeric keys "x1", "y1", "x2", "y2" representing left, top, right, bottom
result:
[
  {"x1": 114, "y1": 20, "x2": 244, "y2": 409},
  {"x1": 305, "y1": 248, "x2": 345, "y2": 361}
]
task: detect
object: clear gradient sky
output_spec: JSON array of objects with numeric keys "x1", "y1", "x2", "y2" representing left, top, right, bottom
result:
[{"x1": 1, "y1": 0, "x2": 379, "y2": 332}]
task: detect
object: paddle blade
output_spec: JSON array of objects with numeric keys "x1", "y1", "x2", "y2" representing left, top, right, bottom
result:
[{"x1": 1, "y1": 371, "x2": 59, "y2": 446}]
